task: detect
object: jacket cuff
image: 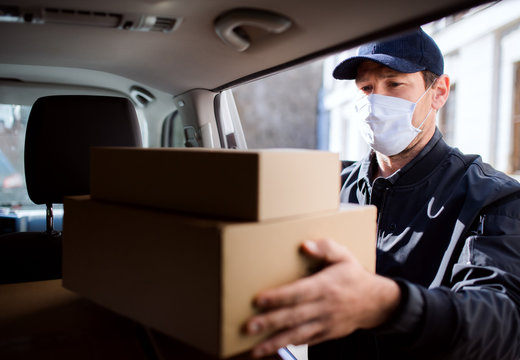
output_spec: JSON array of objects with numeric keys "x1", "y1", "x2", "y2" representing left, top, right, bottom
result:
[{"x1": 370, "y1": 278, "x2": 425, "y2": 334}]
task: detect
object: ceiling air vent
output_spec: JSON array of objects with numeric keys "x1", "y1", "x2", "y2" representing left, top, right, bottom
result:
[
  {"x1": 0, "y1": 5, "x2": 180, "y2": 33},
  {"x1": 122, "y1": 15, "x2": 179, "y2": 33},
  {"x1": 43, "y1": 8, "x2": 122, "y2": 28},
  {"x1": 152, "y1": 17, "x2": 177, "y2": 32}
]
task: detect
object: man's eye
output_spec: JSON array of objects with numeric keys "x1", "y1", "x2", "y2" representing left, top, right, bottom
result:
[
  {"x1": 361, "y1": 86, "x2": 372, "y2": 92},
  {"x1": 389, "y1": 82, "x2": 402, "y2": 87}
]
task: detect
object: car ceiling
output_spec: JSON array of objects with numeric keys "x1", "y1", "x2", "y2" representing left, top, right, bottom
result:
[{"x1": 0, "y1": 0, "x2": 489, "y2": 97}]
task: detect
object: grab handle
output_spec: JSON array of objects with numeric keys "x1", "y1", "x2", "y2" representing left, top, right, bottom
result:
[{"x1": 215, "y1": 9, "x2": 292, "y2": 52}]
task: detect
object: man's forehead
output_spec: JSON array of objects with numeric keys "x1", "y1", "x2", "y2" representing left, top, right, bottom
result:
[{"x1": 356, "y1": 60, "x2": 408, "y2": 81}]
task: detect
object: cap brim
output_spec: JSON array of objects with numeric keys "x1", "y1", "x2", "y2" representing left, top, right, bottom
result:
[{"x1": 333, "y1": 54, "x2": 426, "y2": 80}]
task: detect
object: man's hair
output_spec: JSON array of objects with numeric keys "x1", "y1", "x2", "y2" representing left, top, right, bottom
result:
[{"x1": 422, "y1": 70, "x2": 438, "y2": 88}]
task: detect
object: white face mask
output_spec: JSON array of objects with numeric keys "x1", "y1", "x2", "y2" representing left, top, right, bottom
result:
[{"x1": 355, "y1": 86, "x2": 433, "y2": 156}]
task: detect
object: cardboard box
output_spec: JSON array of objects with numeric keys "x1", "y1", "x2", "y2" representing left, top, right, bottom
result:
[
  {"x1": 90, "y1": 147, "x2": 340, "y2": 221},
  {"x1": 63, "y1": 196, "x2": 376, "y2": 358}
]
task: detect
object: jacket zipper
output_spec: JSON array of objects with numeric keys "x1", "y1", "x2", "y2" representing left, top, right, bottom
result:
[{"x1": 375, "y1": 185, "x2": 390, "y2": 247}]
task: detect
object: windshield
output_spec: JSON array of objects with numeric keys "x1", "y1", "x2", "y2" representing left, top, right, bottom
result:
[{"x1": 0, "y1": 103, "x2": 32, "y2": 207}]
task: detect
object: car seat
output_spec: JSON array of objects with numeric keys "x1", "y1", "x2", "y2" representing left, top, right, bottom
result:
[{"x1": 0, "y1": 95, "x2": 142, "y2": 284}]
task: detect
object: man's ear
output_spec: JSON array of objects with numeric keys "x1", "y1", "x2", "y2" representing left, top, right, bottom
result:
[{"x1": 431, "y1": 74, "x2": 450, "y2": 110}]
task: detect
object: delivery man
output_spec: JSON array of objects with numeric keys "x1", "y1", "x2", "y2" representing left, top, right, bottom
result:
[{"x1": 244, "y1": 28, "x2": 520, "y2": 360}]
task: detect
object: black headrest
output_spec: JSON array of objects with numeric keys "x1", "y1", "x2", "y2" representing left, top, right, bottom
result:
[{"x1": 25, "y1": 95, "x2": 142, "y2": 205}]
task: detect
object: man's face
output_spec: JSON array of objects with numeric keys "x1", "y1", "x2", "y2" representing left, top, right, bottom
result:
[{"x1": 355, "y1": 60, "x2": 433, "y2": 130}]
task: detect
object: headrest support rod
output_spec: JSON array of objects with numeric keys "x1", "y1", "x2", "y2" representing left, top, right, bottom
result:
[{"x1": 45, "y1": 203, "x2": 58, "y2": 235}]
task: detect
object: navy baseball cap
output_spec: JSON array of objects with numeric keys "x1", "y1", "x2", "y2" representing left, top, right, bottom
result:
[{"x1": 333, "y1": 28, "x2": 444, "y2": 80}]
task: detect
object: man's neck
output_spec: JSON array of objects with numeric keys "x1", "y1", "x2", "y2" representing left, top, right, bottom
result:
[
  {"x1": 375, "y1": 152, "x2": 410, "y2": 178},
  {"x1": 374, "y1": 126, "x2": 436, "y2": 179}
]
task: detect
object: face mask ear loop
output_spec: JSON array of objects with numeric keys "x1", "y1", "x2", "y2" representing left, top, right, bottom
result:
[
  {"x1": 414, "y1": 81, "x2": 435, "y2": 105},
  {"x1": 413, "y1": 81, "x2": 436, "y2": 131},
  {"x1": 416, "y1": 107, "x2": 433, "y2": 132}
]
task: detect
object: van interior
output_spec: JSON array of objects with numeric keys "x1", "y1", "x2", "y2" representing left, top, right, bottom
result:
[{"x1": 0, "y1": 0, "x2": 493, "y2": 359}]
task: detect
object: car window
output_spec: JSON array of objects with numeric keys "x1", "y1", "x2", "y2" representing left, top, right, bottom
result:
[
  {"x1": 232, "y1": 1, "x2": 520, "y2": 181},
  {"x1": 233, "y1": 59, "x2": 324, "y2": 150},
  {"x1": 0, "y1": 103, "x2": 31, "y2": 207}
]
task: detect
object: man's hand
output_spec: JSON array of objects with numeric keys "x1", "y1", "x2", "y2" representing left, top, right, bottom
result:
[{"x1": 243, "y1": 239, "x2": 401, "y2": 358}]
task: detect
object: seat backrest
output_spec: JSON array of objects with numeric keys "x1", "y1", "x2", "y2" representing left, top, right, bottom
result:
[
  {"x1": 0, "y1": 95, "x2": 142, "y2": 284},
  {"x1": 25, "y1": 95, "x2": 142, "y2": 205}
]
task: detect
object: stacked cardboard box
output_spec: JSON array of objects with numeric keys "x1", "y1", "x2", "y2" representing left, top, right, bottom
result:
[{"x1": 62, "y1": 147, "x2": 376, "y2": 359}]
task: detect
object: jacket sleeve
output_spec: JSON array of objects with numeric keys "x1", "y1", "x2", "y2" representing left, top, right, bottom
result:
[{"x1": 374, "y1": 194, "x2": 520, "y2": 359}]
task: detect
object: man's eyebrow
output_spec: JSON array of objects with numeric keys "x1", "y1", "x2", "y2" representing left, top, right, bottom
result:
[
  {"x1": 355, "y1": 77, "x2": 366, "y2": 85},
  {"x1": 356, "y1": 71, "x2": 401, "y2": 84}
]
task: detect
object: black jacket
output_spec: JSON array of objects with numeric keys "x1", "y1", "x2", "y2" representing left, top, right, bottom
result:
[{"x1": 309, "y1": 129, "x2": 520, "y2": 359}]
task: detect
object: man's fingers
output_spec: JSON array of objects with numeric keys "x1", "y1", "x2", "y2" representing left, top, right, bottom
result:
[
  {"x1": 245, "y1": 300, "x2": 326, "y2": 336},
  {"x1": 253, "y1": 239, "x2": 355, "y2": 310},
  {"x1": 251, "y1": 319, "x2": 326, "y2": 358},
  {"x1": 302, "y1": 239, "x2": 351, "y2": 264},
  {"x1": 253, "y1": 274, "x2": 324, "y2": 310},
  {"x1": 245, "y1": 238, "x2": 362, "y2": 358}
]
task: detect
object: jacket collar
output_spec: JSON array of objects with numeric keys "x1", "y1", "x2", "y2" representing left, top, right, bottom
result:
[{"x1": 357, "y1": 128, "x2": 451, "y2": 189}]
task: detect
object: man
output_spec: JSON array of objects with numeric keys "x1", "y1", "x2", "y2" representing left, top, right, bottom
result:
[{"x1": 243, "y1": 28, "x2": 520, "y2": 359}]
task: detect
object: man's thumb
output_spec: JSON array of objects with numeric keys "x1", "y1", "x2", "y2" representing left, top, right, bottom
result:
[{"x1": 302, "y1": 238, "x2": 350, "y2": 264}]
